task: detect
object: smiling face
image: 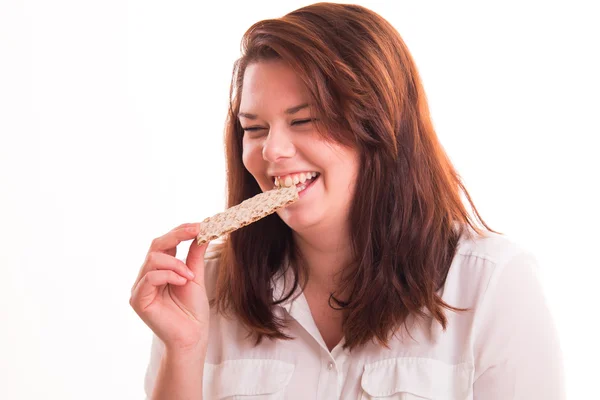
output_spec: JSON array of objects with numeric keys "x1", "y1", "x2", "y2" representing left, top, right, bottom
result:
[{"x1": 239, "y1": 59, "x2": 359, "y2": 234}]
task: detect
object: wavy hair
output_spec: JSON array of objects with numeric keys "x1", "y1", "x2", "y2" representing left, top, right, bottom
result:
[{"x1": 213, "y1": 2, "x2": 498, "y2": 351}]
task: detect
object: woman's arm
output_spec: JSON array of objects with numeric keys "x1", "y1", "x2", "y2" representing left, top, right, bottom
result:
[
  {"x1": 472, "y1": 251, "x2": 565, "y2": 399},
  {"x1": 151, "y1": 348, "x2": 206, "y2": 400},
  {"x1": 145, "y1": 335, "x2": 207, "y2": 400}
]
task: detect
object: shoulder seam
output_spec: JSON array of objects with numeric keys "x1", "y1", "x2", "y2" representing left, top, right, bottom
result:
[{"x1": 456, "y1": 250, "x2": 499, "y2": 266}]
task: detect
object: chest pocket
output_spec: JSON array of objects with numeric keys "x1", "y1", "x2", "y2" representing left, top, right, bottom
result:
[
  {"x1": 203, "y1": 359, "x2": 295, "y2": 400},
  {"x1": 360, "y1": 357, "x2": 473, "y2": 400}
]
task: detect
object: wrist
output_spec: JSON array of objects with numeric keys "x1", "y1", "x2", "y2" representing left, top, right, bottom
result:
[{"x1": 165, "y1": 342, "x2": 208, "y2": 365}]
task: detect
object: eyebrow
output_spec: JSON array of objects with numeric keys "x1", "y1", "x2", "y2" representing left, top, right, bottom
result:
[{"x1": 238, "y1": 103, "x2": 310, "y2": 120}]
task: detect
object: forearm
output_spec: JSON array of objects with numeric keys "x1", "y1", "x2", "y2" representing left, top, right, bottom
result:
[{"x1": 151, "y1": 347, "x2": 207, "y2": 400}]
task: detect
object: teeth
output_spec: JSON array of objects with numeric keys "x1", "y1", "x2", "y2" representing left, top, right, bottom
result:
[{"x1": 273, "y1": 172, "x2": 319, "y2": 188}]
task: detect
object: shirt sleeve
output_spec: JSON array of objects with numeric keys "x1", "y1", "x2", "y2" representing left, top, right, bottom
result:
[
  {"x1": 143, "y1": 334, "x2": 166, "y2": 400},
  {"x1": 472, "y1": 250, "x2": 565, "y2": 399}
]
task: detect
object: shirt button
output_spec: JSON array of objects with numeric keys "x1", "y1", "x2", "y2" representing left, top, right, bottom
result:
[{"x1": 327, "y1": 361, "x2": 334, "y2": 370}]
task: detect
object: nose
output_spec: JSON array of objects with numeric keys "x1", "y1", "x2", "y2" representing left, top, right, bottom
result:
[{"x1": 262, "y1": 127, "x2": 296, "y2": 163}]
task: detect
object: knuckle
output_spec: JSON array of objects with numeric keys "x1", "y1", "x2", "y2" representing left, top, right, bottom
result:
[
  {"x1": 129, "y1": 295, "x2": 137, "y2": 309},
  {"x1": 143, "y1": 272, "x2": 154, "y2": 285},
  {"x1": 150, "y1": 237, "x2": 161, "y2": 250},
  {"x1": 146, "y1": 251, "x2": 158, "y2": 265}
]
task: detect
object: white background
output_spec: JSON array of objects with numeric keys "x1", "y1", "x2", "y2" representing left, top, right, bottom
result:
[{"x1": 1, "y1": 0, "x2": 598, "y2": 398}]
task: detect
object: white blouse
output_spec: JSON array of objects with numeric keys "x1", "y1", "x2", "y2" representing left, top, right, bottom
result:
[{"x1": 144, "y1": 230, "x2": 565, "y2": 399}]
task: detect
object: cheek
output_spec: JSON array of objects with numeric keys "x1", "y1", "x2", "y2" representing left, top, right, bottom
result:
[
  {"x1": 241, "y1": 139, "x2": 263, "y2": 174},
  {"x1": 331, "y1": 149, "x2": 360, "y2": 194}
]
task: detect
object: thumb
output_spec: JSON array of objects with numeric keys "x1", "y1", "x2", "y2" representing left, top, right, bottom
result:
[{"x1": 186, "y1": 239, "x2": 209, "y2": 286}]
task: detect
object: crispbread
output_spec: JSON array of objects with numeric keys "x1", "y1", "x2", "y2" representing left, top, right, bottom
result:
[{"x1": 195, "y1": 185, "x2": 299, "y2": 245}]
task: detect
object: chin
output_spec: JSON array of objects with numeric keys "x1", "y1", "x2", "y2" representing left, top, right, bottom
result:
[{"x1": 276, "y1": 205, "x2": 324, "y2": 233}]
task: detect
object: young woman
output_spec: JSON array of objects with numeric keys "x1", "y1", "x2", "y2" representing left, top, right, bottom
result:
[{"x1": 130, "y1": 3, "x2": 565, "y2": 399}]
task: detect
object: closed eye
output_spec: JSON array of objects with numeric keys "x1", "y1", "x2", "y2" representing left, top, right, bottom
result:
[
  {"x1": 242, "y1": 118, "x2": 317, "y2": 133},
  {"x1": 292, "y1": 118, "x2": 316, "y2": 126},
  {"x1": 241, "y1": 126, "x2": 264, "y2": 132}
]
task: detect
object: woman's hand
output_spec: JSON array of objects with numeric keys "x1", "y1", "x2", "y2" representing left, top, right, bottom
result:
[{"x1": 130, "y1": 223, "x2": 210, "y2": 355}]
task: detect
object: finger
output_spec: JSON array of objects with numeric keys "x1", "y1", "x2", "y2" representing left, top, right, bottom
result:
[
  {"x1": 164, "y1": 224, "x2": 196, "y2": 257},
  {"x1": 132, "y1": 224, "x2": 200, "y2": 293},
  {"x1": 130, "y1": 270, "x2": 189, "y2": 311},
  {"x1": 186, "y1": 240, "x2": 209, "y2": 287},
  {"x1": 133, "y1": 251, "x2": 196, "y2": 290},
  {"x1": 149, "y1": 223, "x2": 201, "y2": 253}
]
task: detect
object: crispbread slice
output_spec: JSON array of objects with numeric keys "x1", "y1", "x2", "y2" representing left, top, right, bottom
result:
[{"x1": 195, "y1": 185, "x2": 299, "y2": 245}]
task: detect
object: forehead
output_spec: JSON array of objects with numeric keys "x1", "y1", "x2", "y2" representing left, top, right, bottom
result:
[{"x1": 239, "y1": 60, "x2": 311, "y2": 111}]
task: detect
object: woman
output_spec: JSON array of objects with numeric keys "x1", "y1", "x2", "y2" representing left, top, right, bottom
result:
[{"x1": 130, "y1": 3, "x2": 564, "y2": 399}]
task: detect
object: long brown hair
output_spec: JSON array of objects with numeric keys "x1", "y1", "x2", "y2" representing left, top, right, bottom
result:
[{"x1": 214, "y1": 2, "x2": 498, "y2": 351}]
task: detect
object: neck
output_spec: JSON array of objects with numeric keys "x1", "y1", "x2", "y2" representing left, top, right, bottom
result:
[{"x1": 292, "y1": 222, "x2": 354, "y2": 296}]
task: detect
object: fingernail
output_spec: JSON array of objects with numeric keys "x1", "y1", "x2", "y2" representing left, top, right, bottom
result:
[{"x1": 186, "y1": 269, "x2": 195, "y2": 278}]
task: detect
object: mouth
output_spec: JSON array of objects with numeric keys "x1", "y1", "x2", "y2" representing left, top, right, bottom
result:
[{"x1": 273, "y1": 171, "x2": 320, "y2": 193}]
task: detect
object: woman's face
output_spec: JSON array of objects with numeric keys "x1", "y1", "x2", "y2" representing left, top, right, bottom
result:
[{"x1": 239, "y1": 60, "x2": 359, "y2": 234}]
